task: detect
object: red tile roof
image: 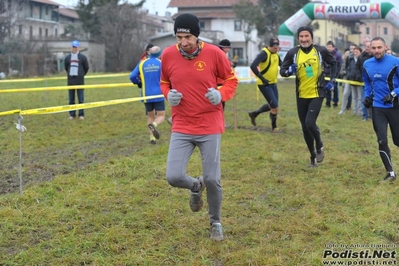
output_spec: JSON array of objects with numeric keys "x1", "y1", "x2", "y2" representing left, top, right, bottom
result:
[
  {"x1": 174, "y1": 11, "x2": 237, "y2": 19},
  {"x1": 168, "y1": 0, "x2": 257, "y2": 8},
  {"x1": 31, "y1": 0, "x2": 60, "y2": 6},
  {"x1": 55, "y1": 8, "x2": 79, "y2": 19}
]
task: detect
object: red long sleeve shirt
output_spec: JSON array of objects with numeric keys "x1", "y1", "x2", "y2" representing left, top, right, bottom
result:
[{"x1": 160, "y1": 42, "x2": 238, "y2": 135}]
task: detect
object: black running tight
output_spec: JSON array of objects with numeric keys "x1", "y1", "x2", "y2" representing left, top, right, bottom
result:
[
  {"x1": 372, "y1": 106, "x2": 399, "y2": 172},
  {"x1": 296, "y1": 97, "x2": 324, "y2": 157}
]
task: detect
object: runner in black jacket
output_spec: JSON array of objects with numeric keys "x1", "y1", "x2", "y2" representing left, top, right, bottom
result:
[{"x1": 280, "y1": 26, "x2": 337, "y2": 168}]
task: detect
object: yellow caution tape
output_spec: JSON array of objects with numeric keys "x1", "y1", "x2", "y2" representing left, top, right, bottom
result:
[
  {"x1": 280, "y1": 76, "x2": 364, "y2": 86},
  {"x1": 0, "y1": 74, "x2": 365, "y2": 117},
  {"x1": 18, "y1": 95, "x2": 164, "y2": 115},
  {"x1": 1, "y1": 77, "x2": 251, "y2": 93},
  {"x1": 0, "y1": 73, "x2": 130, "y2": 83},
  {"x1": 0, "y1": 83, "x2": 135, "y2": 93},
  {"x1": 325, "y1": 77, "x2": 364, "y2": 86},
  {"x1": 0, "y1": 109, "x2": 23, "y2": 116},
  {"x1": 0, "y1": 71, "x2": 365, "y2": 87}
]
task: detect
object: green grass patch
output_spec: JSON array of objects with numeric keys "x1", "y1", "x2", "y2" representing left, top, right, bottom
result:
[{"x1": 0, "y1": 76, "x2": 398, "y2": 265}]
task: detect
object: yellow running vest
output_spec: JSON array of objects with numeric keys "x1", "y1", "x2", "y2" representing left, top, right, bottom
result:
[
  {"x1": 256, "y1": 48, "x2": 279, "y2": 85},
  {"x1": 296, "y1": 47, "x2": 323, "y2": 98}
]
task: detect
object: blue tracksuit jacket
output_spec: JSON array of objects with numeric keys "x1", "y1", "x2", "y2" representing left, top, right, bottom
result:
[{"x1": 363, "y1": 54, "x2": 399, "y2": 108}]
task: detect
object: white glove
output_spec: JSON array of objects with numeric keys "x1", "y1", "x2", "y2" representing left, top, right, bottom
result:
[
  {"x1": 205, "y1": 88, "x2": 222, "y2": 105},
  {"x1": 168, "y1": 89, "x2": 183, "y2": 106}
]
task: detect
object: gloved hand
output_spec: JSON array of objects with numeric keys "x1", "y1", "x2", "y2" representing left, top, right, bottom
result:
[
  {"x1": 168, "y1": 89, "x2": 183, "y2": 106},
  {"x1": 325, "y1": 81, "x2": 334, "y2": 91},
  {"x1": 363, "y1": 97, "x2": 372, "y2": 108},
  {"x1": 286, "y1": 64, "x2": 297, "y2": 75},
  {"x1": 383, "y1": 92, "x2": 396, "y2": 104},
  {"x1": 261, "y1": 78, "x2": 270, "y2": 86},
  {"x1": 205, "y1": 88, "x2": 222, "y2": 105}
]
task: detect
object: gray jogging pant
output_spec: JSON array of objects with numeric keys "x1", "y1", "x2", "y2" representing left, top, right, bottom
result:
[{"x1": 166, "y1": 132, "x2": 222, "y2": 224}]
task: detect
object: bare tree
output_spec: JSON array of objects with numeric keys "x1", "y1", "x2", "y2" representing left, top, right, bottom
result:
[
  {"x1": 233, "y1": 0, "x2": 261, "y2": 65},
  {"x1": 95, "y1": 3, "x2": 149, "y2": 72},
  {"x1": 0, "y1": 0, "x2": 25, "y2": 45},
  {"x1": 0, "y1": 36, "x2": 51, "y2": 77}
]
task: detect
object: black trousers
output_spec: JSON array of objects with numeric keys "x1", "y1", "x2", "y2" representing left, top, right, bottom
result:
[
  {"x1": 372, "y1": 106, "x2": 399, "y2": 172},
  {"x1": 296, "y1": 97, "x2": 324, "y2": 157}
]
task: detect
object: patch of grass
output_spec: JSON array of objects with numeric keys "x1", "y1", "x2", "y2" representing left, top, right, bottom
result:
[{"x1": 0, "y1": 76, "x2": 398, "y2": 265}]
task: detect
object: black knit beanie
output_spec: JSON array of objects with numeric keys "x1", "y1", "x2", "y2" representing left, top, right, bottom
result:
[
  {"x1": 219, "y1": 39, "x2": 231, "y2": 48},
  {"x1": 174, "y1": 13, "x2": 200, "y2": 37},
  {"x1": 145, "y1": 43, "x2": 154, "y2": 51},
  {"x1": 297, "y1": 26, "x2": 313, "y2": 39}
]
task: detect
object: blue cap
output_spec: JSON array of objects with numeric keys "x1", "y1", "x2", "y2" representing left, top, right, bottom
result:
[{"x1": 71, "y1": 40, "x2": 80, "y2": 47}]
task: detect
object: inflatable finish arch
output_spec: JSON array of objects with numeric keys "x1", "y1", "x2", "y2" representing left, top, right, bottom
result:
[{"x1": 277, "y1": 2, "x2": 399, "y2": 58}]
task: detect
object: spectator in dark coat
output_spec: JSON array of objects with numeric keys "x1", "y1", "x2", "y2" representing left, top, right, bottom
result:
[
  {"x1": 338, "y1": 44, "x2": 358, "y2": 113},
  {"x1": 64, "y1": 40, "x2": 89, "y2": 120},
  {"x1": 324, "y1": 41, "x2": 343, "y2": 108},
  {"x1": 344, "y1": 46, "x2": 363, "y2": 115}
]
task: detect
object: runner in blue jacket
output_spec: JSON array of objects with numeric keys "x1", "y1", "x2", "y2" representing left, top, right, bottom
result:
[
  {"x1": 130, "y1": 46, "x2": 165, "y2": 144},
  {"x1": 363, "y1": 37, "x2": 399, "y2": 182}
]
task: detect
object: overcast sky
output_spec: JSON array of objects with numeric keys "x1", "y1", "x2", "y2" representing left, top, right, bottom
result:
[{"x1": 55, "y1": 0, "x2": 399, "y2": 16}]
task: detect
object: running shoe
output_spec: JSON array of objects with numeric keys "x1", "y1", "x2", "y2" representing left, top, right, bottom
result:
[
  {"x1": 210, "y1": 222, "x2": 224, "y2": 241},
  {"x1": 248, "y1": 112, "x2": 257, "y2": 126},
  {"x1": 189, "y1": 176, "x2": 205, "y2": 212},
  {"x1": 379, "y1": 173, "x2": 396, "y2": 183},
  {"x1": 148, "y1": 123, "x2": 160, "y2": 139},
  {"x1": 316, "y1": 147, "x2": 325, "y2": 163},
  {"x1": 310, "y1": 157, "x2": 317, "y2": 168}
]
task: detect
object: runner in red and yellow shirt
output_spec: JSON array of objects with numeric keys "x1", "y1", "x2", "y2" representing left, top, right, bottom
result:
[{"x1": 160, "y1": 13, "x2": 238, "y2": 241}]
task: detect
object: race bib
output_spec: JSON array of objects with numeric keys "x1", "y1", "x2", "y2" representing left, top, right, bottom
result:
[{"x1": 305, "y1": 66, "x2": 314, "y2": 78}]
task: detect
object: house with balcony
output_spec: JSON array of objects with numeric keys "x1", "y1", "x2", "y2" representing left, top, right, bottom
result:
[
  {"x1": 312, "y1": 20, "x2": 356, "y2": 50},
  {"x1": 165, "y1": 0, "x2": 260, "y2": 65},
  {"x1": 358, "y1": 19, "x2": 399, "y2": 51},
  {"x1": 311, "y1": 19, "x2": 399, "y2": 52},
  {"x1": 143, "y1": 12, "x2": 174, "y2": 36},
  {"x1": 0, "y1": 0, "x2": 105, "y2": 74},
  {"x1": 5, "y1": 0, "x2": 82, "y2": 40}
]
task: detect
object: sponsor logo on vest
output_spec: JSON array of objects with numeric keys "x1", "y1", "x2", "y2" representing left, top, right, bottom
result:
[{"x1": 143, "y1": 64, "x2": 160, "y2": 72}]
